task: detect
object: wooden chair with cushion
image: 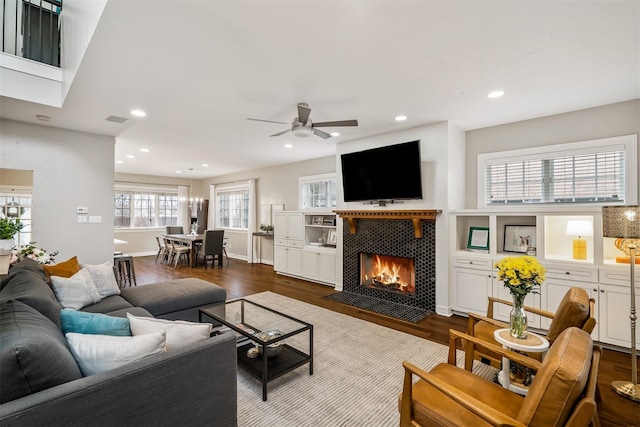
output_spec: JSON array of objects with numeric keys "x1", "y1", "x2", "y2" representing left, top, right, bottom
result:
[
  {"x1": 465, "y1": 286, "x2": 596, "y2": 370},
  {"x1": 399, "y1": 327, "x2": 602, "y2": 427}
]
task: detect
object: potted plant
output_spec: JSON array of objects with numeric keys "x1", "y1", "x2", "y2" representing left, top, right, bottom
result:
[{"x1": 0, "y1": 218, "x2": 24, "y2": 256}]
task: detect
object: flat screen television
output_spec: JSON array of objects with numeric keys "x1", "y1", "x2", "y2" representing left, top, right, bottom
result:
[{"x1": 340, "y1": 140, "x2": 423, "y2": 203}]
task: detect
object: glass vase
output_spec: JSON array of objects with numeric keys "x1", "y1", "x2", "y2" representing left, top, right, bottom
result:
[{"x1": 510, "y1": 293, "x2": 528, "y2": 339}]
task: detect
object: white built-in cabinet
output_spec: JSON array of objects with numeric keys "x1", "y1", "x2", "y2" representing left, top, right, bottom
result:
[
  {"x1": 450, "y1": 209, "x2": 640, "y2": 350},
  {"x1": 273, "y1": 211, "x2": 337, "y2": 286}
]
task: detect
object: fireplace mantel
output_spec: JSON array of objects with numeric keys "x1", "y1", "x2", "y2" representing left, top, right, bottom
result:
[{"x1": 334, "y1": 209, "x2": 441, "y2": 238}]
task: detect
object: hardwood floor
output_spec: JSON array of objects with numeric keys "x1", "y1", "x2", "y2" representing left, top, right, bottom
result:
[{"x1": 134, "y1": 255, "x2": 640, "y2": 426}]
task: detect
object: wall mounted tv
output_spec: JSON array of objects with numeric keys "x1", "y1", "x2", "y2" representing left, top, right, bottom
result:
[{"x1": 340, "y1": 140, "x2": 423, "y2": 203}]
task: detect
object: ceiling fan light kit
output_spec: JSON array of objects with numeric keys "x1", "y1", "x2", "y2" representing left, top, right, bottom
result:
[{"x1": 247, "y1": 102, "x2": 358, "y2": 139}]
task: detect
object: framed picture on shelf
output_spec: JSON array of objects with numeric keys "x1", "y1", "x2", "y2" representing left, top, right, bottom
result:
[
  {"x1": 467, "y1": 227, "x2": 489, "y2": 251},
  {"x1": 504, "y1": 225, "x2": 536, "y2": 253},
  {"x1": 326, "y1": 229, "x2": 337, "y2": 246},
  {"x1": 312, "y1": 216, "x2": 324, "y2": 225}
]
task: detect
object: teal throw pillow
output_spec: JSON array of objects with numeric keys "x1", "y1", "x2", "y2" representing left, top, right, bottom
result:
[{"x1": 60, "y1": 309, "x2": 132, "y2": 336}]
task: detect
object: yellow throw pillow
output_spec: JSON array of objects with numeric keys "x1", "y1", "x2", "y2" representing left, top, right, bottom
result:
[{"x1": 44, "y1": 256, "x2": 81, "y2": 279}]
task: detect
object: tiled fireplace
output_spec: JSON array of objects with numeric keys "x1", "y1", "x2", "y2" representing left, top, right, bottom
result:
[{"x1": 336, "y1": 210, "x2": 439, "y2": 314}]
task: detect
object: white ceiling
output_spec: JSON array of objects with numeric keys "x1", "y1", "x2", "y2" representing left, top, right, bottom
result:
[{"x1": 1, "y1": 1, "x2": 639, "y2": 179}]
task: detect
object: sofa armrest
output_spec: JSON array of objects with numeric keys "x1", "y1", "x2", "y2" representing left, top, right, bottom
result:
[{"x1": 0, "y1": 332, "x2": 237, "y2": 427}]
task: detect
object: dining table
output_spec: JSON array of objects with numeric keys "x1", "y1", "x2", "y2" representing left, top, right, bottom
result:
[{"x1": 163, "y1": 233, "x2": 203, "y2": 268}]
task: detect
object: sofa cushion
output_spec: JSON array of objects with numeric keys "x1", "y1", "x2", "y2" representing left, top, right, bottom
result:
[
  {"x1": 83, "y1": 262, "x2": 121, "y2": 299},
  {"x1": 66, "y1": 331, "x2": 166, "y2": 376},
  {"x1": 50, "y1": 269, "x2": 101, "y2": 310},
  {"x1": 0, "y1": 269, "x2": 62, "y2": 327},
  {"x1": 127, "y1": 313, "x2": 212, "y2": 351},
  {"x1": 0, "y1": 300, "x2": 83, "y2": 404},
  {"x1": 1, "y1": 257, "x2": 49, "y2": 290},
  {"x1": 61, "y1": 309, "x2": 132, "y2": 336},
  {"x1": 43, "y1": 256, "x2": 81, "y2": 280},
  {"x1": 81, "y1": 295, "x2": 134, "y2": 314},
  {"x1": 120, "y1": 278, "x2": 226, "y2": 316}
]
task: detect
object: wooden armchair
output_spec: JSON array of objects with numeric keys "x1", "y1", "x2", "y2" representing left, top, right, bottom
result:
[
  {"x1": 399, "y1": 327, "x2": 601, "y2": 427},
  {"x1": 465, "y1": 287, "x2": 596, "y2": 370}
]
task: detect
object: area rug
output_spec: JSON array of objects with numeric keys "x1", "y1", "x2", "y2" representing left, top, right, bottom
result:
[
  {"x1": 323, "y1": 291, "x2": 431, "y2": 323},
  {"x1": 237, "y1": 292, "x2": 496, "y2": 426}
]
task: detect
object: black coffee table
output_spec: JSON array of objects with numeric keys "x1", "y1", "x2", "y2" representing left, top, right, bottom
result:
[{"x1": 199, "y1": 298, "x2": 313, "y2": 401}]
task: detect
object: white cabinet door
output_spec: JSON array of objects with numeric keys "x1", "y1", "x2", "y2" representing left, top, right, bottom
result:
[
  {"x1": 598, "y1": 283, "x2": 640, "y2": 350},
  {"x1": 452, "y1": 267, "x2": 493, "y2": 314},
  {"x1": 274, "y1": 213, "x2": 289, "y2": 239},
  {"x1": 274, "y1": 245, "x2": 287, "y2": 273},
  {"x1": 287, "y1": 248, "x2": 303, "y2": 276},
  {"x1": 318, "y1": 252, "x2": 336, "y2": 284},
  {"x1": 303, "y1": 251, "x2": 319, "y2": 280},
  {"x1": 274, "y1": 212, "x2": 303, "y2": 240}
]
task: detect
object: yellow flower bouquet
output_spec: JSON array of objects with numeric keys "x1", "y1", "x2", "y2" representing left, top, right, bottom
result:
[{"x1": 494, "y1": 256, "x2": 546, "y2": 338}]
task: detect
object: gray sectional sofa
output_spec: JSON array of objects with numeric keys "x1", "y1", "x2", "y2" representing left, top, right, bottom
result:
[{"x1": 0, "y1": 258, "x2": 237, "y2": 426}]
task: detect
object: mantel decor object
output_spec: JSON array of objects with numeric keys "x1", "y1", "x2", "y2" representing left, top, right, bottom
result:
[
  {"x1": 494, "y1": 256, "x2": 546, "y2": 339},
  {"x1": 602, "y1": 205, "x2": 640, "y2": 402},
  {"x1": 565, "y1": 220, "x2": 593, "y2": 260}
]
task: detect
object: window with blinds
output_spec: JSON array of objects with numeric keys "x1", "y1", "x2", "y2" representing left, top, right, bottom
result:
[
  {"x1": 480, "y1": 135, "x2": 636, "y2": 207},
  {"x1": 114, "y1": 190, "x2": 178, "y2": 228},
  {"x1": 217, "y1": 189, "x2": 249, "y2": 229},
  {"x1": 300, "y1": 173, "x2": 337, "y2": 209}
]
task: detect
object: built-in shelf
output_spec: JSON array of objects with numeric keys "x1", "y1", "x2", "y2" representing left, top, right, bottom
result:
[{"x1": 334, "y1": 209, "x2": 441, "y2": 238}]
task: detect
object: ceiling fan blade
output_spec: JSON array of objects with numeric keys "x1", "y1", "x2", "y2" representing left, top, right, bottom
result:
[
  {"x1": 312, "y1": 119, "x2": 358, "y2": 127},
  {"x1": 247, "y1": 118, "x2": 290, "y2": 125},
  {"x1": 313, "y1": 128, "x2": 332, "y2": 139},
  {"x1": 297, "y1": 104, "x2": 311, "y2": 125},
  {"x1": 270, "y1": 128, "x2": 292, "y2": 137}
]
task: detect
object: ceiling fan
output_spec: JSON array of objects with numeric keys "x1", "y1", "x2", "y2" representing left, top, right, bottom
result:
[{"x1": 247, "y1": 103, "x2": 358, "y2": 139}]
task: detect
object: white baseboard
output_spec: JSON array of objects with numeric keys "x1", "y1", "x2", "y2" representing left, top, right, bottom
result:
[{"x1": 436, "y1": 305, "x2": 453, "y2": 317}]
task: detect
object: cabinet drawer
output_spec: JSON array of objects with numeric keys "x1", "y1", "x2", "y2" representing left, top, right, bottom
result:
[
  {"x1": 289, "y1": 240, "x2": 303, "y2": 248},
  {"x1": 599, "y1": 267, "x2": 640, "y2": 286},
  {"x1": 452, "y1": 255, "x2": 492, "y2": 270},
  {"x1": 274, "y1": 238, "x2": 289, "y2": 246},
  {"x1": 545, "y1": 265, "x2": 598, "y2": 283}
]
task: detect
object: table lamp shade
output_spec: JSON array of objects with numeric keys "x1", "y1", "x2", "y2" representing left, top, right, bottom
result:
[{"x1": 602, "y1": 206, "x2": 640, "y2": 239}]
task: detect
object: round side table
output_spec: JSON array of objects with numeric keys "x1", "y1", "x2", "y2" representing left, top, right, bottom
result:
[{"x1": 493, "y1": 328, "x2": 549, "y2": 395}]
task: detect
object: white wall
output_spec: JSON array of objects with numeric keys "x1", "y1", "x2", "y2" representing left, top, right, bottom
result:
[
  {"x1": 335, "y1": 121, "x2": 466, "y2": 313},
  {"x1": 465, "y1": 99, "x2": 640, "y2": 208},
  {"x1": 0, "y1": 119, "x2": 115, "y2": 264}
]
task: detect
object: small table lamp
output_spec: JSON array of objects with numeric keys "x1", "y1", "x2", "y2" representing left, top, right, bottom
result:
[
  {"x1": 602, "y1": 205, "x2": 640, "y2": 402},
  {"x1": 565, "y1": 220, "x2": 593, "y2": 260}
]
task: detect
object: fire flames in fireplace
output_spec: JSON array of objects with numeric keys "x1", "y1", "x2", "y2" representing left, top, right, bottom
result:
[{"x1": 360, "y1": 253, "x2": 415, "y2": 296}]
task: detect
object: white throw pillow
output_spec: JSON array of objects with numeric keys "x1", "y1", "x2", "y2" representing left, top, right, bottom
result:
[
  {"x1": 66, "y1": 331, "x2": 166, "y2": 376},
  {"x1": 51, "y1": 269, "x2": 102, "y2": 310},
  {"x1": 126, "y1": 313, "x2": 212, "y2": 352},
  {"x1": 83, "y1": 262, "x2": 121, "y2": 298}
]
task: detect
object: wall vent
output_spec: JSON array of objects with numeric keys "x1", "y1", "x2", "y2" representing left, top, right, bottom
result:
[{"x1": 106, "y1": 115, "x2": 128, "y2": 123}]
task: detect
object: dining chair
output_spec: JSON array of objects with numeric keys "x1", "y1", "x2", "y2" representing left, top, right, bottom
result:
[
  {"x1": 200, "y1": 230, "x2": 225, "y2": 268},
  {"x1": 399, "y1": 327, "x2": 601, "y2": 427},
  {"x1": 222, "y1": 237, "x2": 230, "y2": 264},
  {"x1": 465, "y1": 286, "x2": 596, "y2": 370},
  {"x1": 154, "y1": 236, "x2": 167, "y2": 264}
]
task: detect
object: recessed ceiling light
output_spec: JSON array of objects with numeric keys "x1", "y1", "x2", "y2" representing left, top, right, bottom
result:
[
  {"x1": 202, "y1": 164, "x2": 209, "y2": 167},
  {"x1": 139, "y1": 148, "x2": 149, "y2": 153},
  {"x1": 488, "y1": 90, "x2": 504, "y2": 98},
  {"x1": 284, "y1": 144, "x2": 293, "y2": 148},
  {"x1": 115, "y1": 160, "x2": 124, "y2": 164},
  {"x1": 330, "y1": 132, "x2": 340, "y2": 137},
  {"x1": 395, "y1": 115, "x2": 407, "y2": 122},
  {"x1": 130, "y1": 109, "x2": 146, "y2": 117},
  {"x1": 176, "y1": 170, "x2": 182, "y2": 174},
  {"x1": 126, "y1": 155, "x2": 135, "y2": 159}
]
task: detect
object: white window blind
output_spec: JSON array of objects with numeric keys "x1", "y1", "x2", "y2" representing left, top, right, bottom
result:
[
  {"x1": 300, "y1": 173, "x2": 337, "y2": 210},
  {"x1": 480, "y1": 135, "x2": 636, "y2": 207}
]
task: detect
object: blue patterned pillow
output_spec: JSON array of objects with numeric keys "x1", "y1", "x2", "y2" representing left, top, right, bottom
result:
[{"x1": 60, "y1": 309, "x2": 131, "y2": 336}]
